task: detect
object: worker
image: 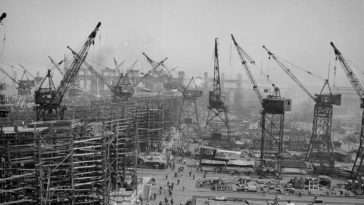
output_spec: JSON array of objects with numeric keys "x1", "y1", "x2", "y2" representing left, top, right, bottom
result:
[{"x1": 286, "y1": 200, "x2": 295, "y2": 205}]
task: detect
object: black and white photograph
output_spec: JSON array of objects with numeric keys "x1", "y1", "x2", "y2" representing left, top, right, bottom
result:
[{"x1": 0, "y1": 0, "x2": 363, "y2": 204}]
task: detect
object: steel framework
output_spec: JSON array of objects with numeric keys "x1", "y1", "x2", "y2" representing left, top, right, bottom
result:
[
  {"x1": 231, "y1": 35, "x2": 291, "y2": 174},
  {"x1": 260, "y1": 111, "x2": 285, "y2": 172},
  {"x1": 306, "y1": 104, "x2": 334, "y2": 167},
  {"x1": 204, "y1": 38, "x2": 231, "y2": 138},
  {"x1": 178, "y1": 77, "x2": 203, "y2": 136}
]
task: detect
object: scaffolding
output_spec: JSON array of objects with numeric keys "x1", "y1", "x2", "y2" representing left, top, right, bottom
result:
[{"x1": 0, "y1": 94, "x2": 181, "y2": 204}]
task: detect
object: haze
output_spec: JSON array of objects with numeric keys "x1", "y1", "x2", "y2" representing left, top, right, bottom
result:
[{"x1": 0, "y1": 0, "x2": 363, "y2": 88}]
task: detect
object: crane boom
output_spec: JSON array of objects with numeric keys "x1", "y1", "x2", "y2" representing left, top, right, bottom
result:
[
  {"x1": 84, "y1": 61, "x2": 113, "y2": 91},
  {"x1": 53, "y1": 22, "x2": 101, "y2": 105},
  {"x1": 0, "y1": 66, "x2": 18, "y2": 85},
  {"x1": 142, "y1": 52, "x2": 167, "y2": 74},
  {"x1": 213, "y1": 38, "x2": 222, "y2": 97},
  {"x1": 68, "y1": 48, "x2": 115, "y2": 92},
  {"x1": 262, "y1": 45, "x2": 316, "y2": 101},
  {"x1": 330, "y1": 42, "x2": 364, "y2": 108},
  {"x1": 48, "y1": 56, "x2": 65, "y2": 76},
  {"x1": 134, "y1": 57, "x2": 168, "y2": 87},
  {"x1": 231, "y1": 34, "x2": 263, "y2": 105},
  {"x1": 113, "y1": 58, "x2": 125, "y2": 74},
  {"x1": 19, "y1": 64, "x2": 35, "y2": 79},
  {"x1": 128, "y1": 60, "x2": 138, "y2": 71}
]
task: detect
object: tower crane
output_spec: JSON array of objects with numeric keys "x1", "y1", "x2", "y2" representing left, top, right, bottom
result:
[
  {"x1": 34, "y1": 22, "x2": 101, "y2": 121},
  {"x1": 204, "y1": 38, "x2": 231, "y2": 140},
  {"x1": 263, "y1": 45, "x2": 341, "y2": 170},
  {"x1": 331, "y1": 42, "x2": 364, "y2": 178},
  {"x1": 231, "y1": 34, "x2": 291, "y2": 173}
]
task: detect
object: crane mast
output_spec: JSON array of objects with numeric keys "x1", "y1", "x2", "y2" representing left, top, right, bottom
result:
[
  {"x1": 35, "y1": 22, "x2": 101, "y2": 121},
  {"x1": 204, "y1": 38, "x2": 231, "y2": 141},
  {"x1": 331, "y1": 42, "x2": 364, "y2": 178},
  {"x1": 212, "y1": 38, "x2": 222, "y2": 100}
]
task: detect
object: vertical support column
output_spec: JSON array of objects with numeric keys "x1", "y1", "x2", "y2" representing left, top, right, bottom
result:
[
  {"x1": 260, "y1": 110, "x2": 266, "y2": 167},
  {"x1": 352, "y1": 110, "x2": 364, "y2": 178},
  {"x1": 306, "y1": 104, "x2": 334, "y2": 169},
  {"x1": 260, "y1": 111, "x2": 285, "y2": 174}
]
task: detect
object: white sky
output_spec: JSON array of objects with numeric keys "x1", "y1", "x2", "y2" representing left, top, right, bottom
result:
[{"x1": 0, "y1": 0, "x2": 363, "y2": 89}]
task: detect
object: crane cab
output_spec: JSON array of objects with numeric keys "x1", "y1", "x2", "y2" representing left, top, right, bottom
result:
[
  {"x1": 35, "y1": 88, "x2": 58, "y2": 105},
  {"x1": 314, "y1": 94, "x2": 341, "y2": 106},
  {"x1": 263, "y1": 97, "x2": 292, "y2": 114},
  {"x1": 17, "y1": 80, "x2": 34, "y2": 95},
  {"x1": 183, "y1": 89, "x2": 203, "y2": 99},
  {"x1": 208, "y1": 91, "x2": 226, "y2": 111}
]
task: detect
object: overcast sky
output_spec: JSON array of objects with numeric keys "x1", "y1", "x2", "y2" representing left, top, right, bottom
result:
[{"x1": 0, "y1": 0, "x2": 363, "y2": 90}]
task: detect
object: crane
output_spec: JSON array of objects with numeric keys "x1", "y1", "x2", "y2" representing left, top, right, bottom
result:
[
  {"x1": 74, "y1": 51, "x2": 166, "y2": 101},
  {"x1": 35, "y1": 22, "x2": 101, "y2": 121},
  {"x1": 140, "y1": 53, "x2": 202, "y2": 134},
  {"x1": 142, "y1": 52, "x2": 183, "y2": 91},
  {"x1": 177, "y1": 77, "x2": 203, "y2": 136},
  {"x1": 18, "y1": 64, "x2": 45, "y2": 89},
  {"x1": 231, "y1": 34, "x2": 291, "y2": 174},
  {"x1": 263, "y1": 45, "x2": 341, "y2": 169},
  {"x1": 133, "y1": 57, "x2": 168, "y2": 88},
  {"x1": 0, "y1": 66, "x2": 33, "y2": 95},
  {"x1": 331, "y1": 42, "x2": 364, "y2": 178},
  {"x1": 204, "y1": 38, "x2": 231, "y2": 141}
]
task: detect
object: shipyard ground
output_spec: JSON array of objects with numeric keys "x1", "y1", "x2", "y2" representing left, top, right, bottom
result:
[{"x1": 138, "y1": 158, "x2": 364, "y2": 205}]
